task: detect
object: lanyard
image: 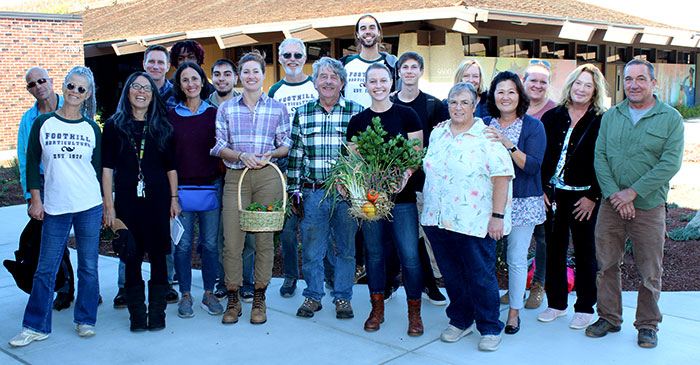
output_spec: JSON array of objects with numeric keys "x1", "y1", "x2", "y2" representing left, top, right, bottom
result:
[{"x1": 130, "y1": 124, "x2": 148, "y2": 179}]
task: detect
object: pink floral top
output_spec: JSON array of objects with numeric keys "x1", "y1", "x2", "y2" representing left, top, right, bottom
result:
[{"x1": 421, "y1": 119, "x2": 515, "y2": 238}]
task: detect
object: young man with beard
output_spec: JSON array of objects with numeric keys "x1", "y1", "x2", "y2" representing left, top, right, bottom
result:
[
  {"x1": 340, "y1": 14, "x2": 397, "y2": 108},
  {"x1": 207, "y1": 59, "x2": 240, "y2": 107}
]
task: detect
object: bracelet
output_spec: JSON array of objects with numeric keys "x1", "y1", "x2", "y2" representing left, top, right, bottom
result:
[
  {"x1": 171, "y1": 195, "x2": 179, "y2": 198},
  {"x1": 491, "y1": 212, "x2": 505, "y2": 219}
]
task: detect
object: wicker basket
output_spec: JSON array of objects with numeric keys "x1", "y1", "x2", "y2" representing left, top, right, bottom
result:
[
  {"x1": 348, "y1": 192, "x2": 394, "y2": 221},
  {"x1": 237, "y1": 161, "x2": 288, "y2": 232}
]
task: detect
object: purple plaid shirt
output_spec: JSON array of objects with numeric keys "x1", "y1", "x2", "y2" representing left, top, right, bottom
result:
[{"x1": 210, "y1": 93, "x2": 292, "y2": 169}]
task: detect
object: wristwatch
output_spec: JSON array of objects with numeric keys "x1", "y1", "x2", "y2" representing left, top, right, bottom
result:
[
  {"x1": 508, "y1": 145, "x2": 518, "y2": 153},
  {"x1": 492, "y1": 212, "x2": 505, "y2": 219}
]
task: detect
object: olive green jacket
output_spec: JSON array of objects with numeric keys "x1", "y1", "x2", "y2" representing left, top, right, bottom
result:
[{"x1": 594, "y1": 95, "x2": 684, "y2": 210}]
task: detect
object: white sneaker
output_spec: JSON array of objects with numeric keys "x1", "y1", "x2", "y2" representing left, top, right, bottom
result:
[
  {"x1": 440, "y1": 323, "x2": 475, "y2": 343},
  {"x1": 537, "y1": 307, "x2": 567, "y2": 322},
  {"x1": 570, "y1": 312, "x2": 594, "y2": 329},
  {"x1": 76, "y1": 324, "x2": 96, "y2": 338},
  {"x1": 478, "y1": 334, "x2": 501, "y2": 351},
  {"x1": 9, "y1": 328, "x2": 49, "y2": 347}
]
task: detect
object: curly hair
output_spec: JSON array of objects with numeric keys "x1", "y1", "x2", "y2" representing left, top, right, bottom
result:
[
  {"x1": 486, "y1": 71, "x2": 530, "y2": 119},
  {"x1": 169, "y1": 40, "x2": 205, "y2": 68},
  {"x1": 559, "y1": 64, "x2": 609, "y2": 115}
]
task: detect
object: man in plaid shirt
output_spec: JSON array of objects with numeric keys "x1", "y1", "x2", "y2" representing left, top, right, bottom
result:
[{"x1": 288, "y1": 57, "x2": 363, "y2": 320}]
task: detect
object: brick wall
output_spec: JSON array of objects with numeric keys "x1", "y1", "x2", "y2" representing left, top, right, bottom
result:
[{"x1": 0, "y1": 12, "x2": 83, "y2": 151}]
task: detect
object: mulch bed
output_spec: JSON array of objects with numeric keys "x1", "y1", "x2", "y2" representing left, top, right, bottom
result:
[{"x1": 1, "y1": 165, "x2": 696, "y2": 292}]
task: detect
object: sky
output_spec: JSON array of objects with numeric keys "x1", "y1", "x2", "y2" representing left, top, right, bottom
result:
[{"x1": 580, "y1": 0, "x2": 700, "y2": 31}]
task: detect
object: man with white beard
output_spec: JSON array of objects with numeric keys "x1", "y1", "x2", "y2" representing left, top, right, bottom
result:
[
  {"x1": 268, "y1": 38, "x2": 318, "y2": 116},
  {"x1": 268, "y1": 38, "x2": 321, "y2": 298}
]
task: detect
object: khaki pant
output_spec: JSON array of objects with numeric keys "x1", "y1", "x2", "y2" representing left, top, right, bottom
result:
[
  {"x1": 594, "y1": 200, "x2": 665, "y2": 331},
  {"x1": 222, "y1": 167, "x2": 282, "y2": 289}
]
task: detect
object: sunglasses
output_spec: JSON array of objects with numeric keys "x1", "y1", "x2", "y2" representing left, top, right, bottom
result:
[
  {"x1": 66, "y1": 82, "x2": 88, "y2": 94},
  {"x1": 282, "y1": 52, "x2": 304, "y2": 60},
  {"x1": 130, "y1": 83, "x2": 153, "y2": 93},
  {"x1": 529, "y1": 59, "x2": 551, "y2": 70},
  {"x1": 27, "y1": 78, "x2": 48, "y2": 89}
]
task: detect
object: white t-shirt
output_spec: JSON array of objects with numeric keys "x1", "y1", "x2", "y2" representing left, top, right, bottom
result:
[
  {"x1": 342, "y1": 54, "x2": 394, "y2": 108},
  {"x1": 268, "y1": 76, "x2": 318, "y2": 117}
]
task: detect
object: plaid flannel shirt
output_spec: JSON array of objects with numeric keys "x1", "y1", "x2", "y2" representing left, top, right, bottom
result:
[
  {"x1": 210, "y1": 93, "x2": 292, "y2": 169},
  {"x1": 287, "y1": 97, "x2": 364, "y2": 193}
]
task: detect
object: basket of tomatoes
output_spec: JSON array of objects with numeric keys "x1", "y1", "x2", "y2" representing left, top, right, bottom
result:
[
  {"x1": 349, "y1": 189, "x2": 394, "y2": 222},
  {"x1": 238, "y1": 161, "x2": 287, "y2": 232}
]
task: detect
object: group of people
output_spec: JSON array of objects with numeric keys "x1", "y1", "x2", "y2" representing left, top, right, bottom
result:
[{"x1": 10, "y1": 13, "x2": 684, "y2": 353}]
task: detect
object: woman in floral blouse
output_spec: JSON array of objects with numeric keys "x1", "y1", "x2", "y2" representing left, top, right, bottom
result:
[
  {"x1": 421, "y1": 82, "x2": 514, "y2": 352},
  {"x1": 483, "y1": 71, "x2": 546, "y2": 336}
]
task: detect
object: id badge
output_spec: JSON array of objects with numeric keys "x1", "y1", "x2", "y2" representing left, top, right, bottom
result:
[{"x1": 137, "y1": 180, "x2": 146, "y2": 198}]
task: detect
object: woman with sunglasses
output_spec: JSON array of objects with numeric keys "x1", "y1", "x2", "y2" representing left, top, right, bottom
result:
[
  {"x1": 169, "y1": 62, "x2": 224, "y2": 319},
  {"x1": 10, "y1": 66, "x2": 103, "y2": 347},
  {"x1": 101, "y1": 72, "x2": 180, "y2": 332},
  {"x1": 452, "y1": 59, "x2": 489, "y2": 118},
  {"x1": 483, "y1": 71, "x2": 546, "y2": 335},
  {"x1": 524, "y1": 60, "x2": 557, "y2": 120},
  {"x1": 538, "y1": 64, "x2": 607, "y2": 329}
]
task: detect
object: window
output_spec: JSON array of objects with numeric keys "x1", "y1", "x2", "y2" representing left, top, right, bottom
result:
[
  {"x1": 462, "y1": 36, "x2": 490, "y2": 57},
  {"x1": 634, "y1": 48, "x2": 653, "y2": 61},
  {"x1": 541, "y1": 41, "x2": 569, "y2": 59},
  {"x1": 576, "y1": 44, "x2": 600, "y2": 62},
  {"x1": 656, "y1": 50, "x2": 674, "y2": 63},
  {"x1": 305, "y1": 41, "x2": 331, "y2": 62},
  {"x1": 234, "y1": 44, "x2": 274, "y2": 64},
  {"x1": 499, "y1": 38, "x2": 534, "y2": 58},
  {"x1": 678, "y1": 52, "x2": 692, "y2": 64}
]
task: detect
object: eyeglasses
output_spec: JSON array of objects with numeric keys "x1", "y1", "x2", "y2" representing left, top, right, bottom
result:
[
  {"x1": 282, "y1": 52, "x2": 304, "y2": 60},
  {"x1": 529, "y1": 59, "x2": 551, "y2": 70},
  {"x1": 447, "y1": 100, "x2": 474, "y2": 108},
  {"x1": 66, "y1": 82, "x2": 87, "y2": 94},
  {"x1": 130, "y1": 83, "x2": 153, "y2": 93},
  {"x1": 27, "y1": 78, "x2": 48, "y2": 89}
]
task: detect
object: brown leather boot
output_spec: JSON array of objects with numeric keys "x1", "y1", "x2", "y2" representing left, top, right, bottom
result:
[
  {"x1": 364, "y1": 293, "x2": 384, "y2": 332},
  {"x1": 250, "y1": 287, "x2": 267, "y2": 324},
  {"x1": 407, "y1": 300, "x2": 424, "y2": 336},
  {"x1": 222, "y1": 289, "x2": 242, "y2": 324}
]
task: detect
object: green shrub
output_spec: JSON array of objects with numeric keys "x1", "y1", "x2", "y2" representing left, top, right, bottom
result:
[
  {"x1": 9, "y1": 157, "x2": 20, "y2": 181},
  {"x1": 673, "y1": 104, "x2": 700, "y2": 119}
]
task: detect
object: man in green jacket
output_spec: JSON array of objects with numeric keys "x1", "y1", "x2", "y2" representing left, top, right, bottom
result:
[{"x1": 587, "y1": 58, "x2": 684, "y2": 348}]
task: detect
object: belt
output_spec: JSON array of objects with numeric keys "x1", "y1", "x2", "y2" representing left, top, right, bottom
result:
[{"x1": 303, "y1": 182, "x2": 325, "y2": 190}]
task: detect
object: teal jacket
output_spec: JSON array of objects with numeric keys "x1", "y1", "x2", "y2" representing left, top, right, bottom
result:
[
  {"x1": 594, "y1": 96, "x2": 684, "y2": 210},
  {"x1": 17, "y1": 94, "x2": 64, "y2": 200}
]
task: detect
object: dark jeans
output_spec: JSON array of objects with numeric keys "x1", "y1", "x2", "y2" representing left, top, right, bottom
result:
[
  {"x1": 362, "y1": 203, "x2": 422, "y2": 300},
  {"x1": 532, "y1": 224, "x2": 546, "y2": 284},
  {"x1": 544, "y1": 189, "x2": 599, "y2": 313},
  {"x1": 423, "y1": 225, "x2": 504, "y2": 336}
]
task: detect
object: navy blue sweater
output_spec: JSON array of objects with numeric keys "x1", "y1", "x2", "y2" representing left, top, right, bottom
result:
[{"x1": 483, "y1": 114, "x2": 546, "y2": 198}]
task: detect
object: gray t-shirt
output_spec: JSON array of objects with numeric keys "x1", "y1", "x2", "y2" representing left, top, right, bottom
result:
[{"x1": 629, "y1": 105, "x2": 652, "y2": 125}]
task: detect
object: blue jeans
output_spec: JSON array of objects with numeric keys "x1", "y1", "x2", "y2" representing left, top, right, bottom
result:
[
  {"x1": 423, "y1": 225, "x2": 504, "y2": 336},
  {"x1": 279, "y1": 213, "x2": 300, "y2": 280},
  {"x1": 300, "y1": 189, "x2": 356, "y2": 301},
  {"x1": 175, "y1": 180, "x2": 222, "y2": 293},
  {"x1": 23, "y1": 204, "x2": 102, "y2": 334},
  {"x1": 362, "y1": 203, "x2": 422, "y2": 300}
]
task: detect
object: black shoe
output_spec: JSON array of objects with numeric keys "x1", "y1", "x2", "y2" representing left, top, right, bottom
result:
[
  {"x1": 384, "y1": 285, "x2": 398, "y2": 303},
  {"x1": 638, "y1": 328, "x2": 658, "y2": 348},
  {"x1": 505, "y1": 317, "x2": 521, "y2": 335},
  {"x1": 53, "y1": 292, "x2": 74, "y2": 311},
  {"x1": 113, "y1": 288, "x2": 127, "y2": 309},
  {"x1": 98, "y1": 295, "x2": 103, "y2": 305},
  {"x1": 585, "y1": 318, "x2": 621, "y2": 338},
  {"x1": 166, "y1": 285, "x2": 179, "y2": 304},
  {"x1": 214, "y1": 289, "x2": 227, "y2": 300},
  {"x1": 280, "y1": 278, "x2": 297, "y2": 298},
  {"x1": 422, "y1": 285, "x2": 447, "y2": 306}
]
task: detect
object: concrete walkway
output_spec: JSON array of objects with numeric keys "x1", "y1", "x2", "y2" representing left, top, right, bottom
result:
[{"x1": 0, "y1": 204, "x2": 699, "y2": 364}]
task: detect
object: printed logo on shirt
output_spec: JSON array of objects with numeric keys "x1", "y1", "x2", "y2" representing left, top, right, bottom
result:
[{"x1": 44, "y1": 131, "x2": 93, "y2": 160}]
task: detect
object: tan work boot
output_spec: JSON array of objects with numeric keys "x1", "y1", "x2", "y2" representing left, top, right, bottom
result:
[
  {"x1": 250, "y1": 287, "x2": 267, "y2": 324},
  {"x1": 525, "y1": 282, "x2": 544, "y2": 309},
  {"x1": 222, "y1": 289, "x2": 242, "y2": 324}
]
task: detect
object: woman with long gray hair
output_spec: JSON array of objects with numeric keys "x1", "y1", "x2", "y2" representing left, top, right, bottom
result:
[{"x1": 10, "y1": 66, "x2": 104, "y2": 347}]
